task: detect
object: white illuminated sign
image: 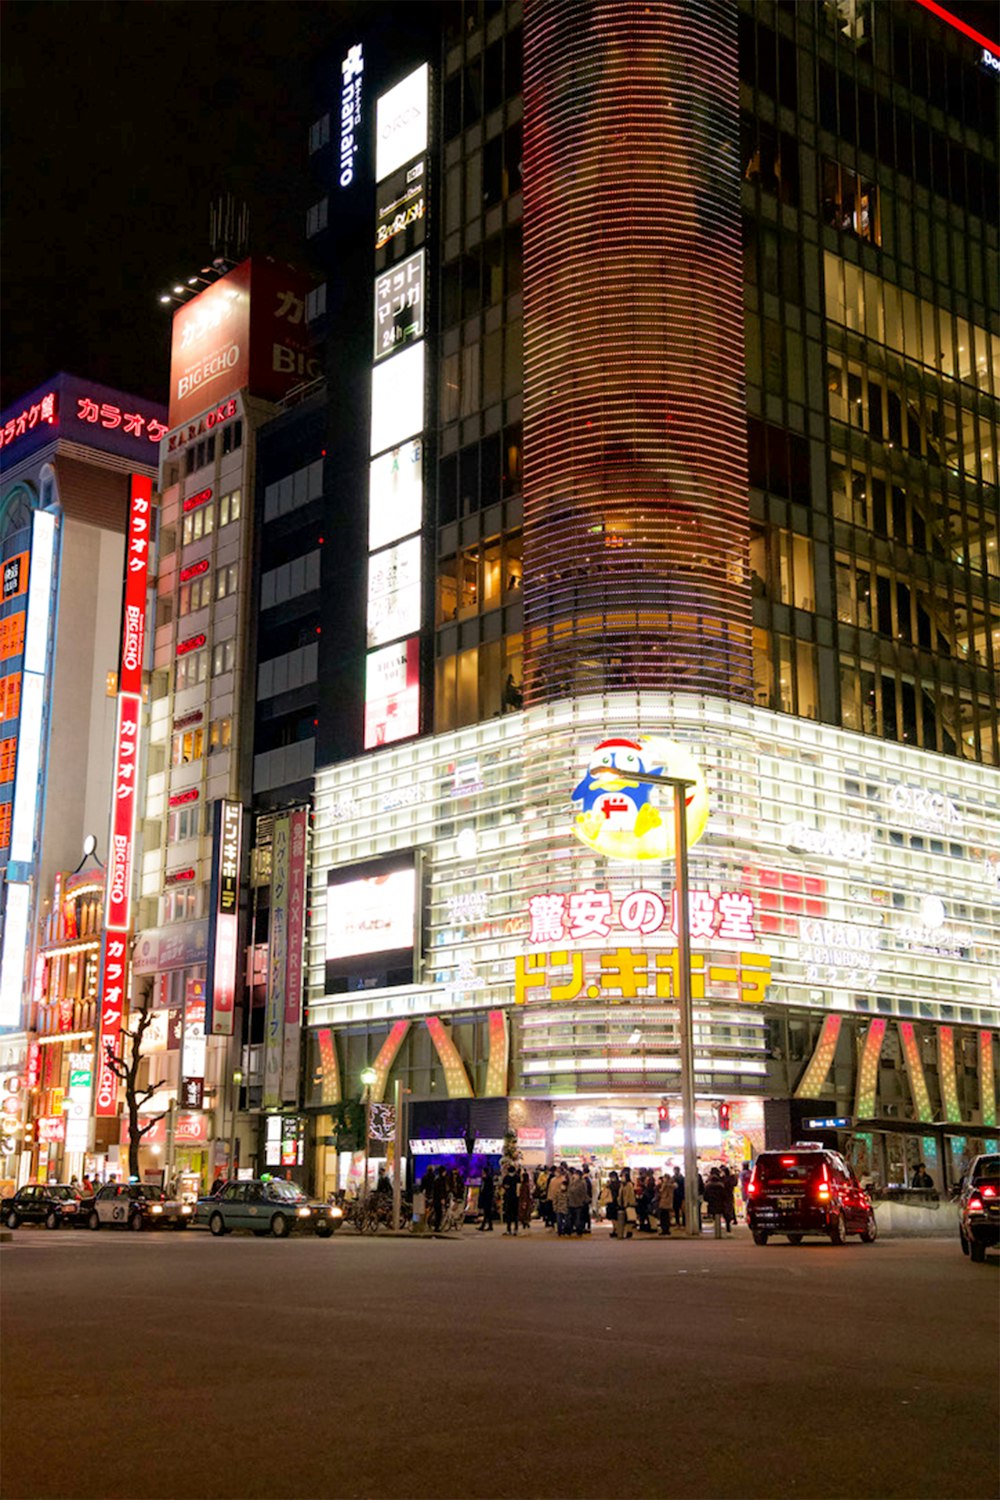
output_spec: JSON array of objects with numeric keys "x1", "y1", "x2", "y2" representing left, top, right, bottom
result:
[
  {"x1": 370, "y1": 341, "x2": 425, "y2": 457},
  {"x1": 783, "y1": 821, "x2": 872, "y2": 863},
  {"x1": 364, "y1": 637, "x2": 420, "y2": 749},
  {"x1": 325, "y1": 866, "x2": 416, "y2": 962},
  {"x1": 23, "y1": 508, "x2": 55, "y2": 676},
  {"x1": 339, "y1": 44, "x2": 364, "y2": 187},
  {"x1": 886, "y1": 783, "x2": 962, "y2": 833},
  {"x1": 366, "y1": 535, "x2": 422, "y2": 650},
  {"x1": 0, "y1": 882, "x2": 30, "y2": 1027},
  {"x1": 375, "y1": 63, "x2": 429, "y2": 183},
  {"x1": 369, "y1": 441, "x2": 423, "y2": 552},
  {"x1": 374, "y1": 251, "x2": 424, "y2": 360},
  {"x1": 9, "y1": 672, "x2": 44, "y2": 862}
]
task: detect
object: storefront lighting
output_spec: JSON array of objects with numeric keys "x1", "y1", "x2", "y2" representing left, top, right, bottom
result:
[{"x1": 36, "y1": 1030, "x2": 95, "y2": 1046}]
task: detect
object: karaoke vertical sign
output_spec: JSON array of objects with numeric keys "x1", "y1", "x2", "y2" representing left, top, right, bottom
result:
[{"x1": 95, "y1": 475, "x2": 151, "y2": 1117}]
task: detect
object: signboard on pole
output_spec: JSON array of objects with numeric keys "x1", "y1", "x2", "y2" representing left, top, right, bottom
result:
[{"x1": 262, "y1": 815, "x2": 289, "y2": 1110}]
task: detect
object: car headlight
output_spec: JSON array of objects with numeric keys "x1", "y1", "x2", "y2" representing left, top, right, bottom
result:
[
  {"x1": 297, "y1": 1207, "x2": 312, "y2": 1218},
  {"x1": 180, "y1": 1205, "x2": 193, "y2": 1215},
  {"x1": 151, "y1": 1204, "x2": 163, "y2": 1214},
  {"x1": 328, "y1": 1206, "x2": 344, "y2": 1219}
]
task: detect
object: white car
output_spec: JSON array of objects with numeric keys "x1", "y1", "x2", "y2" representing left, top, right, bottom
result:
[{"x1": 87, "y1": 1182, "x2": 192, "y2": 1231}]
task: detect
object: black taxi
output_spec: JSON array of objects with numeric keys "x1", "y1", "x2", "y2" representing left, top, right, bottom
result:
[{"x1": 746, "y1": 1144, "x2": 877, "y2": 1246}]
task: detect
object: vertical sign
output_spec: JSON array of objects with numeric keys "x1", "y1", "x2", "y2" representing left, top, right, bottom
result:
[
  {"x1": 64, "y1": 1053, "x2": 94, "y2": 1153},
  {"x1": 206, "y1": 798, "x2": 242, "y2": 1035},
  {"x1": 364, "y1": 61, "x2": 430, "y2": 750},
  {"x1": 180, "y1": 978, "x2": 206, "y2": 1109},
  {"x1": 263, "y1": 814, "x2": 289, "y2": 1110},
  {"x1": 96, "y1": 474, "x2": 152, "y2": 1116},
  {"x1": 280, "y1": 808, "x2": 309, "y2": 1103}
]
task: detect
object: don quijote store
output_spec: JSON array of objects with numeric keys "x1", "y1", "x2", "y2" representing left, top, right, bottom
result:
[{"x1": 304, "y1": 695, "x2": 1000, "y2": 1200}]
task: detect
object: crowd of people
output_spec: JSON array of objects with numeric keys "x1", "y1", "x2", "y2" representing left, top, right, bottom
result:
[{"x1": 417, "y1": 1159, "x2": 751, "y2": 1237}]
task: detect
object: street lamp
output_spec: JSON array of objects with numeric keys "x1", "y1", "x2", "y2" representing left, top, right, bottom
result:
[
  {"x1": 228, "y1": 1068, "x2": 243, "y2": 1182},
  {"x1": 593, "y1": 767, "x2": 701, "y2": 1238},
  {"x1": 359, "y1": 1066, "x2": 377, "y2": 1198}
]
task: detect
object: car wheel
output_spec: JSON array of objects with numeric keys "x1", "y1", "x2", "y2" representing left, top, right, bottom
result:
[
  {"x1": 752, "y1": 1229, "x2": 768, "y2": 1246},
  {"x1": 6, "y1": 1210, "x2": 18, "y2": 1229},
  {"x1": 315, "y1": 1222, "x2": 332, "y2": 1239},
  {"x1": 129, "y1": 1213, "x2": 145, "y2": 1233},
  {"x1": 787, "y1": 1233, "x2": 803, "y2": 1245},
  {"x1": 209, "y1": 1213, "x2": 227, "y2": 1238},
  {"x1": 45, "y1": 1211, "x2": 61, "y2": 1231},
  {"x1": 828, "y1": 1212, "x2": 848, "y2": 1246},
  {"x1": 270, "y1": 1213, "x2": 289, "y2": 1239},
  {"x1": 860, "y1": 1212, "x2": 878, "y2": 1244},
  {"x1": 959, "y1": 1229, "x2": 970, "y2": 1256},
  {"x1": 969, "y1": 1238, "x2": 986, "y2": 1263},
  {"x1": 88, "y1": 1210, "x2": 101, "y2": 1231}
]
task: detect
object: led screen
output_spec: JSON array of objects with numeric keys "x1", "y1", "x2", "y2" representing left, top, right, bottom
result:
[
  {"x1": 325, "y1": 856, "x2": 418, "y2": 992},
  {"x1": 364, "y1": 637, "x2": 420, "y2": 749},
  {"x1": 369, "y1": 440, "x2": 423, "y2": 552},
  {"x1": 370, "y1": 341, "x2": 425, "y2": 457},
  {"x1": 366, "y1": 535, "x2": 422, "y2": 650},
  {"x1": 375, "y1": 63, "x2": 429, "y2": 182}
]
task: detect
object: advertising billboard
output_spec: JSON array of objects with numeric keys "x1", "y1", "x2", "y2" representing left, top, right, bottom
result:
[
  {"x1": 263, "y1": 813, "x2": 290, "y2": 1110},
  {"x1": 0, "y1": 374, "x2": 167, "y2": 469},
  {"x1": 375, "y1": 63, "x2": 429, "y2": 182},
  {"x1": 167, "y1": 259, "x2": 320, "y2": 430},
  {"x1": 368, "y1": 440, "x2": 423, "y2": 552},
  {"x1": 370, "y1": 341, "x2": 425, "y2": 457},
  {"x1": 374, "y1": 250, "x2": 425, "y2": 361},
  {"x1": 366, "y1": 535, "x2": 422, "y2": 649},
  {"x1": 325, "y1": 855, "x2": 418, "y2": 992},
  {"x1": 206, "y1": 798, "x2": 242, "y2": 1036},
  {"x1": 363, "y1": 636, "x2": 420, "y2": 749}
]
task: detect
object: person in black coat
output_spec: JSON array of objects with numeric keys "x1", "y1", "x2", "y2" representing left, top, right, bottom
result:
[
  {"x1": 501, "y1": 1167, "x2": 520, "y2": 1234},
  {"x1": 478, "y1": 1166, "x2": 496, "y2": 1231},
  {"x1": 431, "y1": 1166, "x2": 448, "y2": 1231}
]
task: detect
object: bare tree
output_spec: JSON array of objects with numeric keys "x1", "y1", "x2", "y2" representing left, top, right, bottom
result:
[{"x1": 103, "y1": 998, "x2": 165, "y2": 1181}]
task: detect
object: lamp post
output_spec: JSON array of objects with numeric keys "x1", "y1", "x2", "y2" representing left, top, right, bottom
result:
[
  {"x1": 228, "y1": 1068, "x2": 242, "y2": 1182},
  {"x1": 359, "y1": 1066, "x2": 377, "y2": 1199},
  {"x1": 594, "y1": 767, "x2": 701, "y2": 1238}
]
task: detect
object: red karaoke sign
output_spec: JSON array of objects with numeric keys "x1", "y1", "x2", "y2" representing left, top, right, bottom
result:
[{"x1": 120, "y1": 476, "x2": 152, "y2": 695}]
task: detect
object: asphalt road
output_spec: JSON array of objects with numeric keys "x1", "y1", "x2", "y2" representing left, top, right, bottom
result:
[{"x1": 1, "y1": 1223, "x2": 996, "y2": 1500}]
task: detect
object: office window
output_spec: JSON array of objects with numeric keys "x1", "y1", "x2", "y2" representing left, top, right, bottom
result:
[
  {"x1": 175, "y1": 648, "x2": 208, "y2": 691},
  {"x1": 213, "y1": 638, "x2": 236, "y2": 677},
  {"x1": 219, "y1": 489, "x2": 242, "y2": 526},
  {"x1": 216, "y1": 563, "x2": 239, "y2": 601},
  {"x1": 306, "y1": 197, "x2": 329, "y2": 237},
  {"x1": 182, "y1": 504, "x2": 214, "y2": 546},
  {"x1": 167, "y1": 804, "x2": 202, "y2": 843},
  {"x1": 222, "y1": 421, "x2": 243, "y2": 456},
  {"x1": 179, "y1": 573, "x2": 212, "y2": 616},
  {"x1": 208, "y1": 716, "x2": 232, "y2": 755},
  {"x1": 171, "y1": 725, "x2": 205, "y2": 766},
  {"x1": 309, "y1": 114, "x2": 330, "y2": 153}
]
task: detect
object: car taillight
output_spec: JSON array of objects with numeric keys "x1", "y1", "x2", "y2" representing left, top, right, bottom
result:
[
  {"x1": 981, "y1": 1185, "x2": 996, "y2": 1198},
  {"x1": 780, "y1": 1157, "x2": 796, "y2": 1166},
  {"x1": 746, "y1": 1179, "x2": 757, "y2": 1196},
  {"x1": 816, "y1": 1184, "x2": 831, "y2": 1200},
  {"x1": 968, "y1": 1196, "x2": 983, "y2": 1212}
]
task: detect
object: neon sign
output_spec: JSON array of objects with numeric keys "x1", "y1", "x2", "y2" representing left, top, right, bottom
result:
[
  {"x1": 120, "y1": 476, "x2": 152, "y2": 695},
  {"x1": 0, "y1": 392, "x2": 57, "y2": 449},
  {"x1": 571, "y1": 737, "x2": 710, "y2": 861},
  {"x1": 515, "y1": 947, "x2": 771, "y2": 1005},
  {"x1": 339, "y1": 44, "x2": 364, "y2": 187},
  {"x1": 527, "y1": 887, "x2": 757, "y2": 945}
]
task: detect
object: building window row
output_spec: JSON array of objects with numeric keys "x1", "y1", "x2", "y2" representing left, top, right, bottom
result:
[
  {"x1": 167, "y1": 803, "x2": 203, "y2": 843},
  {"x1": 434, "y1": 632, "x2": 523, "y2": 734},
  {"x1": 438, "y1": 426, "x2": 522, "y2": 526},
  {"x1": 175, "y1": 647, "x2": 208, "y2": 692},
  {"x1": 839, "y1": 658, "x2": 997, "y2": 764},
  {"x1": 181, "y1": 487, "x2": 242, "y2": 546},
  {"x1": 178, "y1": 420, "x2": 243, "y2": 480},
  {"x1": 171, "y1": 715, "x2": 232, "y2": 767},
  {"x1": 160, "y1": 883, "x2": 202, "y2": 926},
  {"x1": 264, "y1": 460, "x2": 324, "y2": 523},
  {"x1": 212, "y1": 638, "x2": 236, "y2": 677},
  {"x1": 437, "y1": 532, "x2": 522, "y2": 623}
]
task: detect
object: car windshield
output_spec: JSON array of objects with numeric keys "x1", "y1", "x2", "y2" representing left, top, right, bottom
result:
[
  {"x1": 132, "y1": 1185, "x2": 165, "y2": 1200},
  {"x1": 266, "y1": 1181, "x2": 307, "y2": 1203},
  {"x1": 48, "y1": 1186, "x2": 76, "y2": 1200},
  {"x1": 971, "y1": 1156, "x2": 1000, "y2": 1185},
  {"x1": 755, "y1": 1155, "x2": 825, "y2": 1186}
]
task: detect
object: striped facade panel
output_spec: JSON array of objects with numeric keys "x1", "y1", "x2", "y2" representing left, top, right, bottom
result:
[{"x1": 522, "y1": 0, "x2": 752, "y2": 704}]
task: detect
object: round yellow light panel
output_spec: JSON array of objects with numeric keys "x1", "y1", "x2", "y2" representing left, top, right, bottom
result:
[{"x1": 570, "y1": 736, "x2": 710, "y2": 861}]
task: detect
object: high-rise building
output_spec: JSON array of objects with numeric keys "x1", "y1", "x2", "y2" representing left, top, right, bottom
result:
[
  {"x1": 0, "y1": 373, "x2": 166, "y2": 1183},
  {"x1": 293, "y1": 0, "x2": 999, "y2": 1199}
]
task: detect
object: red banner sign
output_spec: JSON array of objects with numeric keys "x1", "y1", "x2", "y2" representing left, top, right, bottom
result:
[
  {"x1": 120, "y1": 475, "x2": 152, "y2": 695},
  {"x1": 105, "y1": 693, "x2": 141, "y2": 931},
  {"x1": 95, "y1": 932, "x2": 128, "y2": 1116}
]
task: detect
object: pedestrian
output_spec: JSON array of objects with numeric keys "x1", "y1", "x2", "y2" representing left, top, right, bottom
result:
[
  {"x1": 657, "y1": 1172, "x2": 674, "y2": 1236},
  {"x1": 911, "y1": 1162, "x2": 933, "y2": 1189},
  {"x1": 432, "y1": 1166, "x2": 448, "y2": 1231},
  {"x1": 599, "y1": 1173, "x2": 617, "y2": 1233},
  {"x1": 672, "y1": 1166, "x2": 685, "y2": 1227},
  {"x1": 209, "y1": 1174, "x2": 225, "y2": 1199},
  {"x1": 739, "y1": 1160, "x2": 752, "y2": 1209},
  {"x1": 502, "y1": 1165, "x2": 520, "y2": 1234},
  {"x1": 553, "y1": 1168, "x2": 570, "y2": 1236},
  {"x1": 704, "y1": 1167, "x2": 727, "y2": 1236},
  {"x1": 478, "y1": 1166, "x2": 495, "y2": 1231},
  {"x1": 616, "y1": 1168, "x2": 636, "y2": 1239},
  {"x1": 581, "y1": 1165, "x2": 593, "y2": 1233},
  {"x1": 547, "y1": 1164, "x2": 564, "y2": 1230},
  {"x1": 518, "y1": 1168, "x2": 533, "y2": 1230},
  {"x1": 376, "y1": 1168, "x2": 391, "y2": 1197},
  {"x1": 720, "y1": 1165, "x2": 737, "y2": 1232},
  {"x1": 536, "y1": 1165, "x2": 551, "y2": 1226},
  {"x1": 567, "y1": 1168, "x2": 589, "y2": 1237}
]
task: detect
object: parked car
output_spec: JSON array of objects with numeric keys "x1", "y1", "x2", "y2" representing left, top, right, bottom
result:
[
  {"x1": 958, "y1": 1153, "x2": 999, "y2": 1263},
  {"x1": 196, "y1": 1178, "x2": 342, "y2": 1238},
  {"x1": 87, "y1": 1182, "x2": 191, "y2": 1231},
  {"x1": 4, "y1": 1184, "x2": 88, "y2": 1230},
  {"x1": 746, "y1": 1144, "x2": 877, "y2": 1245}
]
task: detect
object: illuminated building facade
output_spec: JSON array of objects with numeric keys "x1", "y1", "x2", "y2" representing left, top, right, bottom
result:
[{"x1": 292, "y1": 0, "x2": 999, "y2": 1195}]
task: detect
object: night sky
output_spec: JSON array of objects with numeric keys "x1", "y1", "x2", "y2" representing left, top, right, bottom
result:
[
  {"x1": 3, "y1": 1, "x2": 997, "y2": 414},
  {"x1": 1, "y1": 0, "x2": 369, "y2": 410}
]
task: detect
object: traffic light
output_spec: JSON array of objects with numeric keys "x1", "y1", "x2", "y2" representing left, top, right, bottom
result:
[
  {"x1": 657, "y1": 1103, "x2": 670, "y2": 1128},
  {"x1": 717, "y1": 1102, "x2": 731, "y2": 1132}
]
